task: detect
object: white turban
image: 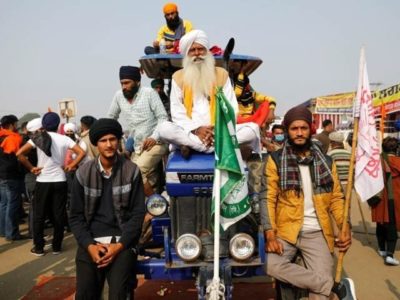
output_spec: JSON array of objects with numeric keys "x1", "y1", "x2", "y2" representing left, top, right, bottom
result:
[
  {"x1": 179, "y1": 29, "x2": 209, "y2": 56},
  {"x1": 26, "y1": 118, "x2": 42, "y2": 132},
  {"x1": 329, "y1": 131, "x2": 344, "y2": 143},
  {"x1": 64, "y1": 122, "x2": 77, "y2": 133}
]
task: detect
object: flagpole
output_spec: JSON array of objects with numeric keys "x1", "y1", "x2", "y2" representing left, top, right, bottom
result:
[
  {"x1": 214, "y1": 168, "x2": 221, "y2": 281},
  {"x1": 335, "y1": 47, "x2": 365, "y2": 283},
  {"x1": 335, "y1": 117, "x2": 359, "y2": 283},
  {"x1": 207, "y1": 168, "x2": 222, "y2": 300}
]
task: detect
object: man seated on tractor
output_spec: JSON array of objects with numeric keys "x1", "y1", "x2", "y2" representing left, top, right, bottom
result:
[
  {"x1": 158, "y1": 29, "x2": 260, "y2": 160},
  {"x1": 145, "y1": 3, "x2": 193, "y2": 55},
  {"x1": 234, "y1": 69, "x2": 276, "y2": 131}
]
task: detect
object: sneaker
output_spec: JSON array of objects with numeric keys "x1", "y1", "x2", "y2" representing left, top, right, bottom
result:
[
  {"x1": 332, "y1": 278, "x2": 356, "y2": 300},
  {"x1": 52, "y1": 249, "x2": 61, "y2": 255},
  {"x1": 378, "y1": 250, "x2": 387, "y2": 257},
  {"x1": 30, "y1": 247, "x2": 45, "y2": 257},
  {"x1": 385, "y1": 256, "x2": 399, "y2": 266}
]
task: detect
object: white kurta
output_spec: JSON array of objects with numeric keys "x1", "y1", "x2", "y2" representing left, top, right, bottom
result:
[
  {"x1": 169, "y1": 77, "x2": 238, "y2": 134},
  {"x1": 159, "y1": 76, "x2": 260, "y2": 153}
]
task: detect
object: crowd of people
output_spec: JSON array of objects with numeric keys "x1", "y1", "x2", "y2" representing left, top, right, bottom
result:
[{"x1": 0, "y1": 2, "x2": 398, "y2": 300}]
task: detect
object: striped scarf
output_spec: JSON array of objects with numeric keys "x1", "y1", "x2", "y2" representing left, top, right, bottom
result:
[{"x1": 279, "y1": 141, "x2": 333, "y2": 193}]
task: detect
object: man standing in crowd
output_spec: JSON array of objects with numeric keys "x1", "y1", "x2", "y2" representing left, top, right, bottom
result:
[
  {"x1": 145, "y1": 2, "x2": 193, "y2": 54},
  {"x1": 108, "y1": 66, "x2": 168, "y2": 195},
  {"x1": 260, "y1": 106, "x2": 355, "y2": 299},
  {"x1": 0, "y1": 115, "x2": 25, "y2": 241},
  {"x1": 263, "y1": 124, "x2": 285, "y2": 153},
  {"x1": 371, "y1": 137, "x2": 400, "y2": 266},
  {"x1": 158, "y1": 29, "x2": 260, "y2": 159},
  {"x1": 151, "y1": 78, "x2": 171, "y2": 119},
  {"x1": 315, "y1": 119, "x2": 334, "y2": 154},
  {"x1": 17, "y1": 112, "x2": 85, "y2": 256},
  {"x1": 69, "y1": 118, "x2": 145, "y2": 299},
  {"x1": 327, "y1": 131, "x2": 351, "y2": 192},
  {"x1": 80, "y1": 116, "x2": 98, "y2": 160}
]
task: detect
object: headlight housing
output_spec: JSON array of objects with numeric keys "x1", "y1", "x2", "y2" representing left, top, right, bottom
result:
[
  {"x1": 146, "y1": 194, "x2": 168, "y2": 216},
  {"x1": 229, "y1": 233, "x2": 255, "y2": 261},
  {"x1": 175, "y1": 234, "x2": 202, "y2": 262}
]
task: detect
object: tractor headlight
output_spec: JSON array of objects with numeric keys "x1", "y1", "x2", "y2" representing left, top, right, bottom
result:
[
  {"x1": 175, "y1": 234, "x2": 202, "y2": 262},
  {"x1": 229, "y1": 233, "x2": 255, "y2": 261},
  {"x1": 146, "y1": 194, "x2": 168, "y2": 216}
]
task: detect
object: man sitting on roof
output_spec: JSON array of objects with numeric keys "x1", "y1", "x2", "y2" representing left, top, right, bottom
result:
[
  {"x1": 234, "y1": 70, "x2": 276, "y2": 130},
  {"x1": 145, "y1": 3, "x2": 193, "y2": 55},
  {"x1": 158, "y1": 29, "x2": 260, "y2": 160}
]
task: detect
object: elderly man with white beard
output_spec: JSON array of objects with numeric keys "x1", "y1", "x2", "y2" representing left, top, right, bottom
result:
[{"x1": 158, "y1": 29, "x2": 260, "y2": 159}]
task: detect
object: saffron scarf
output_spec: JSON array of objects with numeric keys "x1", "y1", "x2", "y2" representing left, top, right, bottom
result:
[{"x1": 183, "y1": 85, "x2": 216, "y2": 125}]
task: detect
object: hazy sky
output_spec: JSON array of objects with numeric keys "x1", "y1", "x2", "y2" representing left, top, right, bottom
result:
[{"x1": 1, "y1": 0, "x2": 399, "y2": 124}]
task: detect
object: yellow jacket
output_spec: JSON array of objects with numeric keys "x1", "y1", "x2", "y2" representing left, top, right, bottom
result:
[
  {"x1": 238, "y1": 92, "x2": 276, "y2": 117},
  {"x1": 260, "y1": 152, "x2": 345, "y2": 252},
  {"x1": 234, "y1": 72, "x2": 276, "y2": 117},
  {"x1": 156, "y1": 20, "x2": 193, "y2": 42}
]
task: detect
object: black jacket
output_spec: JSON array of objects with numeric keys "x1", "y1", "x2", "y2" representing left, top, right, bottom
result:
[{"x1": 69, "y1": 155, "x2": 145, "y2": 250}]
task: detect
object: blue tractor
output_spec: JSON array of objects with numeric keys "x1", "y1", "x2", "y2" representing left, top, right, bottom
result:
[{"x1": 136, "y1": 51, "x2": 267, "y2": 299}]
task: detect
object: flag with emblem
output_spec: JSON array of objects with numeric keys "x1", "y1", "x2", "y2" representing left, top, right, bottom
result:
[
  {"x1": 354, "y1": 47, "x2": 384, "y2": 202},
  {"x1": 212, "y1": 88, "x2": 251, "y2": 230}
]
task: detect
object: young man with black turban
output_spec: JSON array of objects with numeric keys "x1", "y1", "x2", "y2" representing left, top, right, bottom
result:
[
  {"x1": 260, "y1": 105, "x2": 356, "y2": 299},
  {"x1": 108, "y1": 66, "x2": 168, "y2": 195},
  {"x1": 69, "y1": 118, "x2": 145, "y2": 299}
]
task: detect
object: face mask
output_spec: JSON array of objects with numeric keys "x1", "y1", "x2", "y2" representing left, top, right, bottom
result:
[{"x1": 274, "y1": 134, "x2": 285, "y2": 142}]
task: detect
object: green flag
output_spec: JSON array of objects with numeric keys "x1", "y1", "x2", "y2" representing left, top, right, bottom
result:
[{"x1": 212, "y1": 88, "x2": 251, "y2": 231}]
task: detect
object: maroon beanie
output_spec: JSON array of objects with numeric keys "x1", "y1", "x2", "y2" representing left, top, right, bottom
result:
[{"x1": 283, "y1": 105, "x2": 312, "y2": 129}]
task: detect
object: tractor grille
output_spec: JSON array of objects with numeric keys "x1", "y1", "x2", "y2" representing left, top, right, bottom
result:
[{"x1": 169, "y1": 196, "x2": 212, "y2": 241}]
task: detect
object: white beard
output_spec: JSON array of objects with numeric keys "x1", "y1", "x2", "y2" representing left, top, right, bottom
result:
[{"x1": 182, "y1": 52, "x2": 216, "y2": 97}]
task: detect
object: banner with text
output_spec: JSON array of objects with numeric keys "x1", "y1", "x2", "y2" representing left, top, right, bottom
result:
[
  {"x1": 372, "y1": 83, "x2": 400, "y2": 115},
  {"x1": 315, "y1": 92, "x2": 355, "y2": 114},
  {"x1": 314, "y1": 83, "x2": 400, "y2": 115}
]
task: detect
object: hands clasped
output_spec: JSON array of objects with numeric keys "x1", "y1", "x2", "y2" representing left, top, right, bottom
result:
[
  {"x1": 194, "y1": 126, "x2": 214, "y2": 148},
  {"x1": 87, "y1": 242, "x2": 124, "y2": 268}
]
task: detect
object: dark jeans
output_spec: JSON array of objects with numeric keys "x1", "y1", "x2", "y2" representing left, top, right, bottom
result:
[
  {"x1": 376, "y1": 199, "x2": 398, "y2": 257},
  {"x1": 33, "y1": 181, "x2": 67, "y2": 250},
  {"x1": 0, "y1": 179, "x2": 22, "y2": 239},
  {"x1": 75, "y1": 246, "x2": 137, "y2": 300}
]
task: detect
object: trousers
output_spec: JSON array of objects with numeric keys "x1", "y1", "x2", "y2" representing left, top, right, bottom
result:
[
  {"x1": 0, "y1": 179, "x2": 22, "y2": 239},
  {"x1": 159, "y1": 121, "x2": 261, "y2": 153},
  {"x1": 265, "y1": 230, "x2": 334, "y2": 299},
  {"x1": 33, "y1": 181, "x2": 67, "y2": 250},
  {"x1": 131, "y1": 143, "x2": 168, "y2": 188},
  {"x1": 75, "y1": 246, "x2": 137, "y2": 300}
]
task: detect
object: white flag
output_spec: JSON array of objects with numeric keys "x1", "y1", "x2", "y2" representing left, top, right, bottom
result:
[{"x1": 354, "y1": 47, "x2": 384, "y2": 202}]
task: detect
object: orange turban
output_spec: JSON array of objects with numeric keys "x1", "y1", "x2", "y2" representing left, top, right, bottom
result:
[{"x1": 163, "y1": 3, "x2": 178, "y2": 14}]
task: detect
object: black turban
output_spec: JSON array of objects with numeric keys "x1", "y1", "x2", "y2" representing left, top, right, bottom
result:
[
  {"x1": 42, "y1": 112, "x2": 60, "y2": 132},
  {"x1": 80, "y1": 115, "x2": 97, "y2": 129},
  {"x1": 283, "y1": 105, "x2": 312, "y2": 129},
  {"x1": 151, "y1": 79, "x2": 164, "y2": 88},
  {"x1": 119, "y1": 66, "x2": 141, "y2": 82},
  {"x1": 89, "y1": 118, "x2": 123, "y2": 145}
]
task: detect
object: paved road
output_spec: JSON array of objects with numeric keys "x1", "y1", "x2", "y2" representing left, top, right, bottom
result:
[{"x1": 0, "y1": 197, "x2": 399, "y2": 299}]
